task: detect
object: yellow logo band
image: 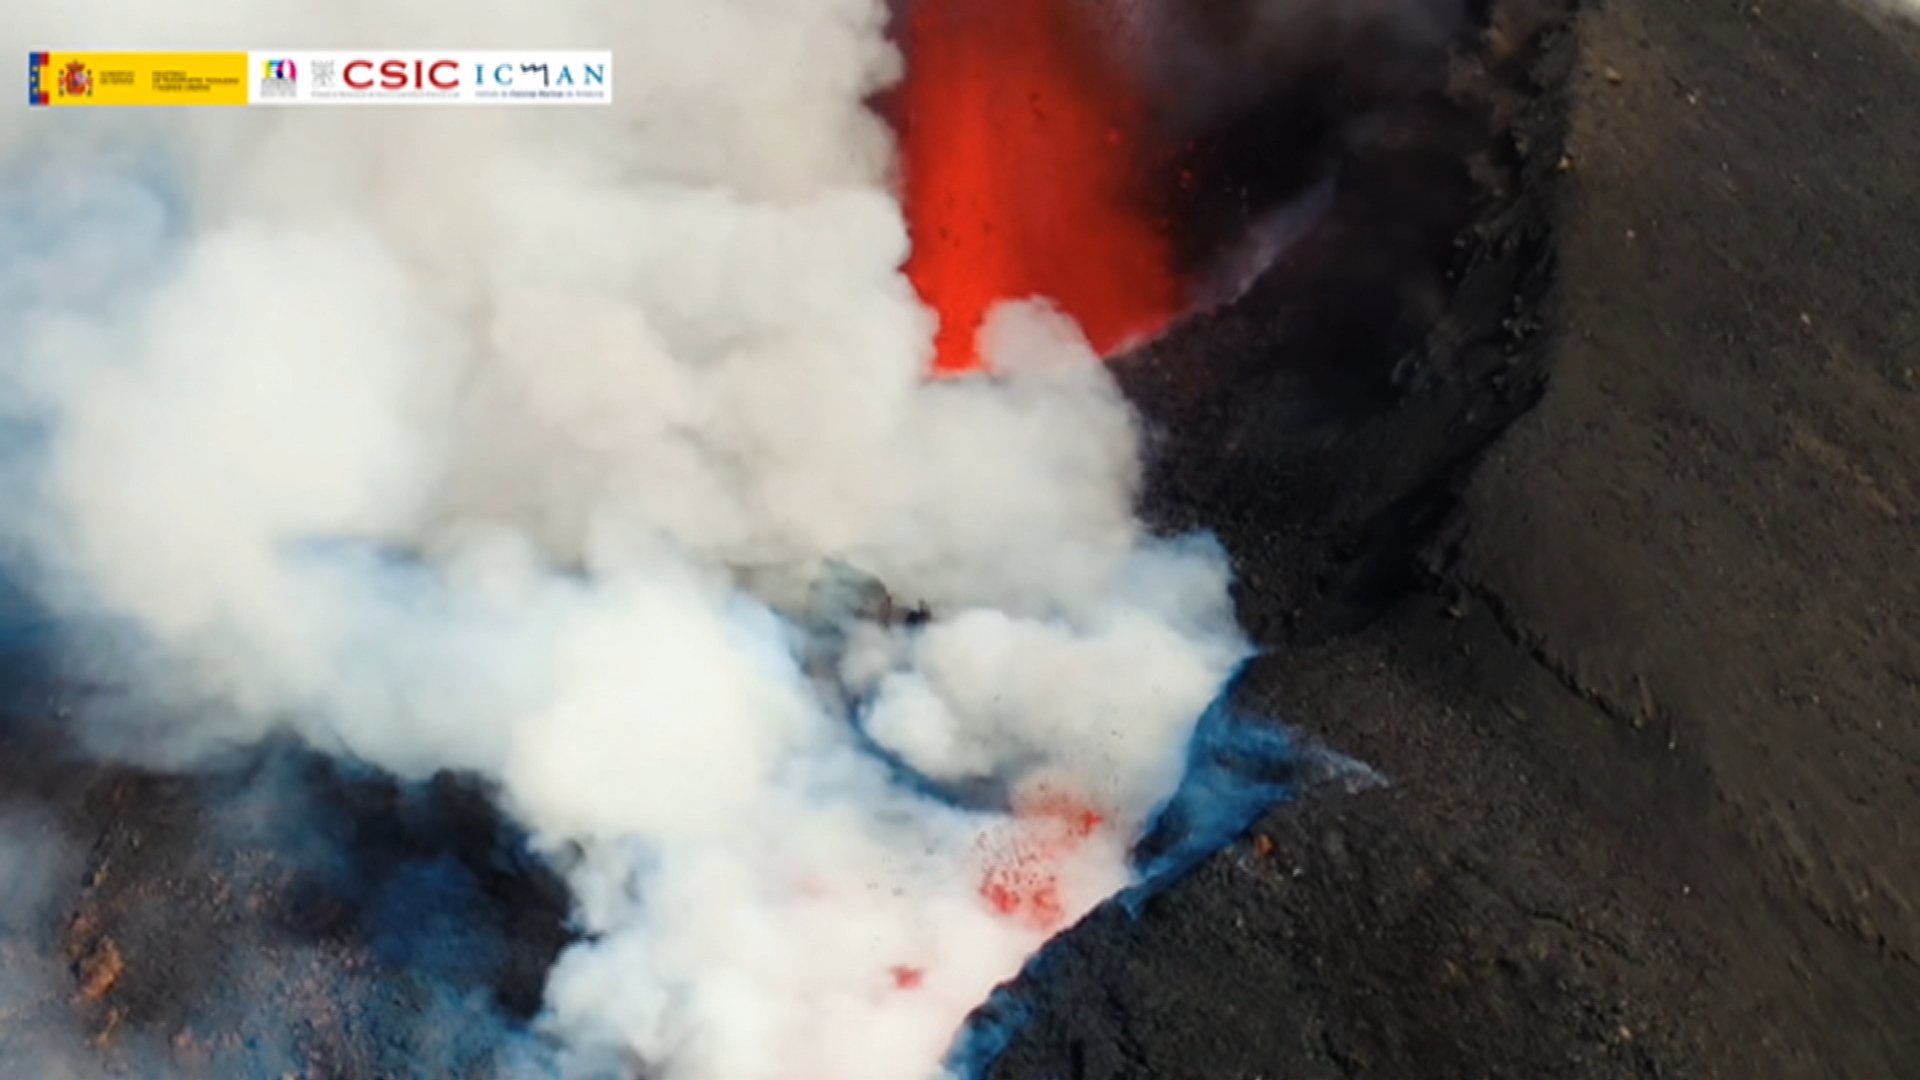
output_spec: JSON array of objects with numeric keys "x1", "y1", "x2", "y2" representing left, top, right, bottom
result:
[{"x1": 29, "y1": 52, "x2": 251, "y2": 107}]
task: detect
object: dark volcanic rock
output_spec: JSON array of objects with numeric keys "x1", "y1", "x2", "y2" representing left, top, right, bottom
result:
[
  {"x1": 991, "y1": 1, "x2": 1920, "y2": 1079},
  {"x1": 1116, "y1": 0, "x2": 1576, "y2": 645},
  {"x1": 0, "y1": 705, "x2": 572, "y2": 1077}
]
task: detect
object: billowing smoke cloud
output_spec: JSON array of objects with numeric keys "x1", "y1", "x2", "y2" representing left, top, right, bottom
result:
[{"x1": 0, "y1": 3, "x2": 1261, "y2": 1078}]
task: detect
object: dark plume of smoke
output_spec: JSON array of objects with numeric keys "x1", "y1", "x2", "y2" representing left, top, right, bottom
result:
[{"x1": 1125, "y1": 0, "x2": 1478, "y2": 303}]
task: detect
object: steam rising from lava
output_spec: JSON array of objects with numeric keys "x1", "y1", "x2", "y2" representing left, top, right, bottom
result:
[{"x1": 0, "y1": 2, "x2": 1303, "y2": 1078}]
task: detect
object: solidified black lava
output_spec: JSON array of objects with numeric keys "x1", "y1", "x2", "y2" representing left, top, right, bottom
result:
[{"x1": 992, "y1": 0, "x2": 1920, "y2": 1076}]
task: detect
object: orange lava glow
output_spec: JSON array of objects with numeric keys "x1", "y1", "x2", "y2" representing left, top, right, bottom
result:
[
  {"x1": 897, "y1": 0, "x2": 1182, "y2": 376},
  {"x1": 978, "y1": 783, "x2": 1109, "y2": 931}
]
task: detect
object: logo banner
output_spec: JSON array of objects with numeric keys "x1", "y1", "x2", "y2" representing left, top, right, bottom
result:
[{"x1": 28, "y1": 51, "x2": 612, "y2": 106}]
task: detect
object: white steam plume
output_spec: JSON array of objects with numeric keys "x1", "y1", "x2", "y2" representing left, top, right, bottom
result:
[{"x1": 0, "y1": 4, "x2": 1250, "y2": 1079}]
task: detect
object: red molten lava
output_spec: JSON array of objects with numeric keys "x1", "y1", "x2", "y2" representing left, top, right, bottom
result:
[
  {"x1": 898, "y1": 0, "x2": 1182, "y2": 376},
  {"x1": 978, "y1": 784, "x2": 1109, "y2": 931}
]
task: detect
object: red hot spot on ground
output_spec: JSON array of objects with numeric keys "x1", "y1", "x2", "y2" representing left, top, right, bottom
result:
[
  {"x1": 890, "y1": 965, "x2": 925, "y2": 990},
  {"x1": 978, "y1": 783, "x2": 1109, "y2": 932},
  {"x1": 897, "y1": 0, "x2": 1182, "y2": 376}
]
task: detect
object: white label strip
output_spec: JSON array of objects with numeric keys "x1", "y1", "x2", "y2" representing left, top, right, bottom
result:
[{"x1": 246, "y1": 51, "x2": 612, "y2": 105}]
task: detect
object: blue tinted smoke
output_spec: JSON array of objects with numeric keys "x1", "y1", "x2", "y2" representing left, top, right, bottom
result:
[
  {"x1": 0, "y1": 140, "x2": 189, "y2": 702},
  {"x1": 0, "y1": 575, "x2": 51, "y2": 652},
  {"x1": 363, "y1": 856, "x2": 511, "y2": 984},
  {"x1": 1121, "y1": 677, "x2": 1306, "y2": 911},
  {"x1": 175, "y1": 748, "x2": 568, "y2": 1080},
  {"x1": 944, "y1": 662, "x2": 1373, "y2": 1079},
  {"x1": 942, "y1": 967, "x2": 1048, "y2": 1080}
]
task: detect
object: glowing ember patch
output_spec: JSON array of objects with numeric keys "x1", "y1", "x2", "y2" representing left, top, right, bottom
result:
[
  {"x1": 977, "y1": 783, "x2": 1109, "y2": 931},
  {"x1": 980, "y1": 862, "x2": 1067, "y2": 930},
  {"x1": 890, "y1": 965, "x2": 925, "y2": 991},
  {"x1": 1014, "y1": 785, "x2": 1108, "y2": 838},
  {"x1": 898, "y1": 0, "x2": 1182, "y2": 376}
]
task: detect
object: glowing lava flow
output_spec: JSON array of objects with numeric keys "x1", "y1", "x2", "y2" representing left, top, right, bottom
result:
[{"x1": 898, "y1": 0, "x2": 1183, "y2": 376}]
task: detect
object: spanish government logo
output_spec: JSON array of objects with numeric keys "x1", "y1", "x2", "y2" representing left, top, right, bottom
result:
[
  {"x1": 60, "y1": 59, "x2": 93, "y2": 98},
  {"x1": 28, "y1": 54, "x2": 95, "y2": 104}
]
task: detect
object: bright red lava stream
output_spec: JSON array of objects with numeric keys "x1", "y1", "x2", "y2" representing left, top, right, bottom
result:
[{"x1": 898, "y1": 0, "x2": 1182, "y2": 376}]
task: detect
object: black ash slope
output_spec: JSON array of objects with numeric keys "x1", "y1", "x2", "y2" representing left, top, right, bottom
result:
[{"x1": 991, "y1": 0, "x2": 1920, "y2": 1078}]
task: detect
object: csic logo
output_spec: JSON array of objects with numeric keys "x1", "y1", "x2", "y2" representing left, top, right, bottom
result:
[
  {"x1": 286, "y1": 51, "x2": 609, "y2": 104},
  {"x1": 342, "y1": 58, "x2": 459, "y2": 92}
]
